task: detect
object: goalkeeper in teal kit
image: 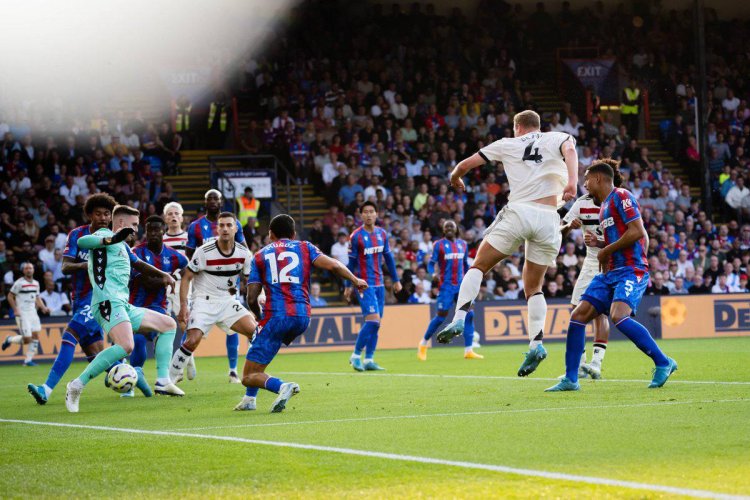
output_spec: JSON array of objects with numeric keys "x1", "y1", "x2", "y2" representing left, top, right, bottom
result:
[{"x1": 65, "y1": 205, "x2": 182, "y2": 413}]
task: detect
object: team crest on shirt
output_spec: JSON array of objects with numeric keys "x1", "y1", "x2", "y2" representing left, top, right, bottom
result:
[
  {"x1": 163, "y1": 257, "x2": 170, "y2": 265},
  {"x1": 145, "y1": 254, "x2": 151, "y2": 262}
]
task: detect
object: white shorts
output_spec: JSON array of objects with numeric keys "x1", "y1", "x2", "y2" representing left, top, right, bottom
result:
[
  {"x1": 187, "y1": 298, "x2": 250, "y2": 337},
  {"x1": 571, "y1": 266, "x2": 599, "y2": 306},
  {"x1": 16, "y1": 313, "x2": 41, "y2": 337},
  {"x1": 483, "y1": 201, "x2": 562, "y2": 266}
]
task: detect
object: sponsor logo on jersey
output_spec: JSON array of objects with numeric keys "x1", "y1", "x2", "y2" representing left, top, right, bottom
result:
[
  {"x1": 443, "y1": 253, "x2": 464, "y2": 260},
  {"x1": 364, "y1": 245, "x2": 384, "y2": 255},
  {"x1": 622, "y1": 198, "x2": 633, "y2": 209}
]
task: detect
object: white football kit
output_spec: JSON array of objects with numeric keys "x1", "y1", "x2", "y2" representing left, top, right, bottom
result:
[
  {"x1": 10, "y1": 278, "x2": 41, "y2": 336},
  {"x1": 186, "y1": 240, "x2": 253, "y2": 336},
  {"x1": 562, "y1": 194, "x2": 604, "y2": 305},
  {"x1": 479, "y1": 131, "x2": 574, "y2": 266},
  {"x1": 163, "y1": 230, "x2": 188, "y2": 315}
]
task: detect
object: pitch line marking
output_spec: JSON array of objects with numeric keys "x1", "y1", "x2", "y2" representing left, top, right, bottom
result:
[
  {"x1": 277, "y1": 371, "x2": 750, "y2": 386},
  {"x1": 173, "y1": 398, "x2": 750, "y2": 431},
  {"x1": 0, "y1": 418, "x2": 746, "y2": 500}
]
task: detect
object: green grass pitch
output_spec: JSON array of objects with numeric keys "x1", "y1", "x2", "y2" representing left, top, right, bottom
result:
[{"x1": 1, "y1": 337, "x2": 749, "y2": 498}]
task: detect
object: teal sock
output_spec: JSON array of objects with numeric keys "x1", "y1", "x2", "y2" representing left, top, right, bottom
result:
[
  {"x1": 155, "y1": 329, "x2": 176, "y2": 380},
  {"x1": 78, "y1": 345, "x2": 128, "y2": 386}
]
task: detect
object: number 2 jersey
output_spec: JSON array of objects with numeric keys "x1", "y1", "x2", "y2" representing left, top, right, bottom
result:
[
  {"x1": 187, "y1": 240, "x2": 253, "y2": 301},
  {"x1": 479, "y1": 131, "x2": 574, "y2": 206},
  {"x1": 248, "y1": 239, "x2": 322, "y2": 318}
]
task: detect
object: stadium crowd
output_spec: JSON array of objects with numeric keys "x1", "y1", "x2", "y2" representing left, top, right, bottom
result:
[
  {"x1": 2, "y1": 1, "x2": 750, "y2": 318},
  {"x1": 0, "y1": 107, "x2": 185, "y2": 318},
  {"x1": 238, "y1": 1, "x2": 750, "y2": 303}
]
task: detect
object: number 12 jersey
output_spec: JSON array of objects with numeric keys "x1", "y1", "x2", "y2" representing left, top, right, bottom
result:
[{"x1": 248, "y1": 239, "x2": 323, "y2": 317}]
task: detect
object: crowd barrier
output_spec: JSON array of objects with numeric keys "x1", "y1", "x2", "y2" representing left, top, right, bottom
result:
[{"x1": 1, "y1": 294, "x2": 747, "y2": 364}]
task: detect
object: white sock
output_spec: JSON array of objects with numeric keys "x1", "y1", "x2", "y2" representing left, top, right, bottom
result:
[
  {"x1": 464, "y1": 346, "x2": 473, "y2": 354},
  {"x1": 454, "y1": 268, "x2": 484, "y2": 322},
  {"x1": 527, "y1": 292, "x2": 547, "y2": 349},
  {"x1": 592, "y1": 342, "x2": 607, "y2": 367},
  {"x1": 157, "y1": 377, "x2": 170, "y2": 386},
  {"x1": 170, "y1": 346, "x2": 192, "y2": 374},
  {"x1": 350, "y1": 353, "x2": 361, "y2": 359},
  {"x1": 419, "y1": 339, "x2": 429, "y2": 346},
  {"x1": 25, "y1": 340, "x2": 39, "y2": 363},
  {"x1": 42, "y1": 384, "x2": 53, "y2": 397},
  {"x1": 7, "y1": 335, "x2": 23, "y2": 345}
]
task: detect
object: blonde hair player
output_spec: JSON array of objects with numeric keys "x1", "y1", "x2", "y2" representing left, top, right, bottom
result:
[{"x1": 435, "y1": 110, "x2": 578, "y2": 377}]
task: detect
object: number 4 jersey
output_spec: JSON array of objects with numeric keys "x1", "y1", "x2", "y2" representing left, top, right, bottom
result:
[
  {"x1": 188, "y1": 240, "x2": 253, "y2": 300},
  {"x1": 479, "y1": 131, "x2": 575, "y2": 207},
  {"x1": 248, "y1": 239, "x2": 323, "y2": 317}
]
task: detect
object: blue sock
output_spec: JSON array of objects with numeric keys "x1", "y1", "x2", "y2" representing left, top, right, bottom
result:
[
  {"x1": 245, "y1": 386, "x2": 259, "y2": 397},
  {"x1": 615, "y1": 317, "x2": 669, "y2": 367},
  {"x1": 423, "y1": 315, "x2": 445, "y2": 341},
  {"x1": 44, "y1": 332, "x2": 78, "y2": 390},
  {"x1": 365, "y1": 321, "x2": 381, "y2": 360},
  {"x1": 226, "y1": 333, "x2": 239, "y2": 371},
  {"x1": 354, "y1": 321, "x2": 377, "y2": 355},
  {"x1": 264, "y1": 376, "x2": 283, "y2": 394},
  {"x1": 566, "y1": 320, "x2": 587, "y2": 383},
  {"x1": 130, "y1": 334, "x2": 148, "y2": 368},
  {"x1": 463, "y1": 310, "x2": 475, "y2": 348}
]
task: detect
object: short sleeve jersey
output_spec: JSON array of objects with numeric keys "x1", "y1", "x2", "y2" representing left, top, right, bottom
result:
[
  {"x1": 188, "y1": 241, "x2": 253, "y2": 300},
  {"x1": 10, "y1": 278, "x2": 40, "y2": 315},
  {"x1": 479, "y1": 131, "x2": 574, "y2": 206}
]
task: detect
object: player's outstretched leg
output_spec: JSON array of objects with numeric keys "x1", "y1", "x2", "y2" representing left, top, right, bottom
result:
[
  {"x1": 23, "y1": 336, "x2": 40, "y2": 366},
  {"x1": 463, "y1": 310, "x2": 483, "y2": 359},
  {"x1": 418, "y1": 314, "x2": 445, "y2": 361},
  {"x1": 66, "y1": 323, "x2": 132, "y2": 413},
  {"x1": 612, "y1": 315, "x2": 677, "y2": 388},
  {"x1": 138, "y1": 311, "x2": 182, "y2": 396},
  {"x1": 28, "y1": 331, "x2": 80, "y2": 404},
  {"x1": 226, "y1": 332, "x2": 240, "y2": 383}
]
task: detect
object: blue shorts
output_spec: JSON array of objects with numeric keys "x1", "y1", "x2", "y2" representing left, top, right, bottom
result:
[
  {"x1": 246, "y1": 315, "x2": 310, "y2": 365},
  {"x1": 581, "y1": 267, "x2": 649, "y2": 316},
  {"x1": 436, "y1": 286, "x2": 460, "y2": 313},
  {"x1": 67, "y1": 305, "x2": 104, "y2": 348},
  {"x1": 359, "y1": 286, "x2": 385, "y2": 317}
]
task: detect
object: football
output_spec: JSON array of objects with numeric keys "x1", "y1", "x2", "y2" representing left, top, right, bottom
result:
[{"x1": 106, "y1": 364, "x2": 138, "y2": 394}]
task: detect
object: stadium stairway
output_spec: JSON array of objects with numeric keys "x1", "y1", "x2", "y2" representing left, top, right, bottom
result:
[{"x1": 164, "y1": 150, "x2": 239, "y2": 216}]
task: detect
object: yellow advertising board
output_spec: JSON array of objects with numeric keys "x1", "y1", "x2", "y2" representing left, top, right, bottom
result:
[
  {"x1": 0, "y1": 305, "x2": 432, "y2": 364},
  {"x1": 482, "y1": 302, "x2": 593, "y2": 342},
  {"x1": 660, "y1": 294, "x2": 750, "y2": 339}
]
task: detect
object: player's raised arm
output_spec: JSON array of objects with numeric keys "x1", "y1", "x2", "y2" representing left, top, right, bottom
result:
[
  {"x1": 561, "y1": 138, "x2": 579, "y2": 202},
  {"x1": 315, "y1": 254, "x2": 368, "y2": 293},
  {"x1": 77, "y1": 227, "x2": 134, "y2": 249},
  {"x1": 449, "y1": 153, "x2": 486, "y2": 191}
]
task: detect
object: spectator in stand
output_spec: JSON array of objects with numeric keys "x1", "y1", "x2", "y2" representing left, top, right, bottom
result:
[
  {"x1": 310, "y1": 282, "x2": 328, "y2": 307},
  {"x1": 39, "y1": 273, "x2": 70, "y2": 316},
  {"x1": 646, "y1": 271, "x2": 670, "y2": 295}
]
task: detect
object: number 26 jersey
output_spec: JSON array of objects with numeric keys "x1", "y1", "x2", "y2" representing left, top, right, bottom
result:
[
  {"x1": 187, "y1": 241, "x2": 253, "y2": 301},
  {"x1": 248, "y1": 239, "x2": 323, "y2": 317},
  {"x1": 479, "y1": 131, "x2": 575, "y2": 206}
]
